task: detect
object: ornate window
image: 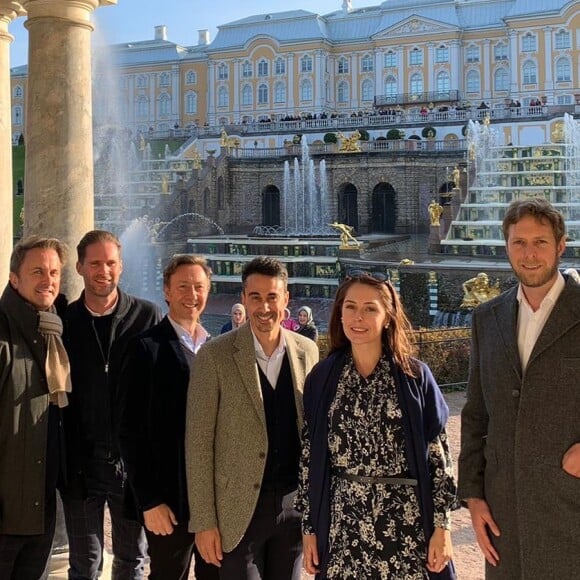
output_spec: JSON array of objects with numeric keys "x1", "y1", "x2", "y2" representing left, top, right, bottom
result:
[
  {"x1": 242, "y1": 61, "x2": 252, "y2": 78},
  {"x1": 300, "y1": 54, "x2": 313, "y2": 73},
  {"x1": 275, "y1": 58, "x2": 286, "y2": 75},
  {"x1": 436, "y1": 71, "x2": 450, "y2": 93},
  {"x1": 13, "y1": 85, "x2": 23, "y2": 98},
  {"x1": 159, "y1": 93, "x2": 171, "y2": 116},
  {"x1": 361, "y1": 79, "x2": 374, "y2": 101},
  {"x1": 218, "y1": 86, "x2": 229, "y2": 107},
  {"x1": 410, "y1": 73, "x2": 423, "y2": 95},
  {"x1": 466, "y1": 70, "x2": 480, "y2": 93},
  {"x1": 136, "y1": 75, "x2": 148, "y2": 88},
  {"x1": 466, "y1": 46, "x2": 480, "y2": 63},
  {"x1": 12, "y1": 105, "x2": 23, "y2": 125},
  {"x1": 522, "y1": 61, "x2": 537, "y2": 84},
  {"x1": 217, "y1": 63, "x2": 229, "y2": 80},
  {"x1": 361, "y1": 54, "x2": 374, "y2": 72},
  {"x1": 494, "y1": 68, "x2": 509, "y2": 91},
  {"x1": 409, "y1": 48, "x2": 423, "y2": 66},
  {"x1": 274, "y1": 81, "x2": 286, "y2": 103},
  {"x1": 384, "y1": 75, "x2": 397, "y2": 96},
  {"x1": 556, "y1": 95, "x2": 572, "y2": 105},
  {"x1": 258, "y1": 83, "x2": 269, "y2": 104},
  {"x1": 241, "y1": 85, "x2": 253, "y2": 106},
  {"x1": 435, "y1": 46, "x2": 449, "y2": 63},
  {"x1": 494, "y1": 43, "x2": 508, "y2": 61},
  {"x1": 556, "y1": 57, "x2": 571, "y2": 82},
  {"x1": 337, "y1": 57, "x2": 349, "y2": 74},
  {"x1": 300, "y1": 79, "x2": 312, "y2": 102},
  {"x1": 186, "y1": 70, "x2": 197, "y2": 84},
  {"x1": 258, "y1": 59, "x2": 269, "y2": 77},
  {"x1": 337, "y1": 81, "x2": 349, "y2": 103},
  {"x1": 384, "y1": 51, "x2": 396, "y2": 68},
  {"x1": 555, "y1": 30, "x2": 570, "y2": 50},
  {"x1": 185, "y1": 92, "x2": 197, "y2": 114},
  {"x1": 159, "y1": 72, "x2": 170, "y2": 87},
  {"x1": 522, "y1": 33, "x2": 537, "y2": 52},
  {"x1": 136, "y1": 96, "x2": 149, "y2": 118}
]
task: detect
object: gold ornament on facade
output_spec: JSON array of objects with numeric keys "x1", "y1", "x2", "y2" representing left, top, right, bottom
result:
[
  {"x1": 551, "y1": 121, "x2": 565, "y2": 143},
  {"x1": 399, "y1": 258, "x2": 415, "y2": 265},
  {"x1": 191, "y1": 147, "x2": 202, "y2": 170},
  {"x1": 338, "y1": 130, "x2": 362, "y2": 152},
  {"x1": 461, "y1": 272, "x2": 501, "y2": 308},
  {"x1": 428, "y1": 199, "x2": 443, "y2": 226},
  {"x1": 329, "y1": 222, "x2": 361, "y2": 249}
]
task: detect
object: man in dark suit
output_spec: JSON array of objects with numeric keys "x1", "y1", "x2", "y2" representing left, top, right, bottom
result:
[
  {"x1": 459, "y1": 198, "x2": 580, "y2": 579},
  {"x1": 119, "y1": 254, "x2": 218, "y2": 580},
  {"x1": 186, "y1": 256, "x2": 319, "y2": 580}
]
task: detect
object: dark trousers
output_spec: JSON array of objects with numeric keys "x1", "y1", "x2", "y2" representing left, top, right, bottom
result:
[
  {"x1": 62, "y1": 478, "x2": 147, "y2": 580},
  {"x1": 219, "y1": 488, "x2": 302, "y2": 580},
  {"x1": 146, "y1": 523, "x2": 219, "y2": 580},
  {"x1": 0, "y1": 491, "x2": 56, "y2": 580}
]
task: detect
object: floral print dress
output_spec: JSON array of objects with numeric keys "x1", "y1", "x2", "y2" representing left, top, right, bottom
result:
[{"x1": 296, "y1": 354, "x2": 457, "y2": 579}]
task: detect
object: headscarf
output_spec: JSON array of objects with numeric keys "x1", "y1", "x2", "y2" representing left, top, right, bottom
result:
[
  {"x1": 231, "y1": 303, "x2": 246, "y2": 328},
  {"x1": 298, "y1": 306, "x2": 314, "y2": 327}
]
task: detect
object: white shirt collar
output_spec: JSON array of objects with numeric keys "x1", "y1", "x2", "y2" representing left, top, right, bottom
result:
[
  {"x1": 516, "y1": 271, "x2": 565, "y2": 309},
  {"x1": 168, "y1": 315, "x2": 209, "y2": 354},
  {"x1": 84, "y1": 295, "x2": 118, "y2": 317}
]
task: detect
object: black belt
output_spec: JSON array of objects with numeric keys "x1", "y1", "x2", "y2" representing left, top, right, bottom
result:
[{"x1": 333, "y1": 470, "x2": 417, "y2": 486}]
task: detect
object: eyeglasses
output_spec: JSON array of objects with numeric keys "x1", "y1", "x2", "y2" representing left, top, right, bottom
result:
[{"x1": 346, "y1": 269, "x2": 389, "y2": 283}]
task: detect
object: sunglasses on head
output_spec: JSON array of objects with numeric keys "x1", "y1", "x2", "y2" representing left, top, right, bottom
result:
[{"x1": 346, "y1": 269, "x2": 389, "y2": 283}]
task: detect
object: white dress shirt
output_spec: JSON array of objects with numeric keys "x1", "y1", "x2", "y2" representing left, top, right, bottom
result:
[
  {"x1": 168, "y1": 316, "x2": 209, "y2": 354},
  {"x1": 252, "y1": 328, "x2": 287, "y2": 389}
]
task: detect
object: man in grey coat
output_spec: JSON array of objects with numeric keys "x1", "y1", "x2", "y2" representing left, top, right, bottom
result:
[
  {"x1": 0, "y1": 236, "x2": 70, "y2": 579},
  {"x1": 459, "y1": 198, "x2": 580, "y2": 579}
]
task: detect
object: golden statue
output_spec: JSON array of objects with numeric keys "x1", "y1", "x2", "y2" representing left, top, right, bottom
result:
[
  {"x1": 220, "y1": 128, "x2": 228, "y2": 146},
  {"x1": 428, "y1": 199, "x2": 444, "y2": 226},
  {"x1": 338, "y1": 130, "x2": 362, "y2": 153},
  {"x1": 399, "y1": 258, "x2": 415, "y2": 266},
  {"x1": 139, "y1": 134, "x2": 146, "y2": 151},
  {"x1": 161, "y1": 175, "x2": 169, "y2": 194},
  {"x1": 452, "y1": 166, "x2": 461, "y2": 187},
  {"x1": 191, "y1": 147, "x2": 202, "y2": 170},
  {"x1": 329, "y1": 222, "x2": 361, "y2": 249},
  {"x1": 461, "y1": 272, "x2": 501, "y2": 308}
]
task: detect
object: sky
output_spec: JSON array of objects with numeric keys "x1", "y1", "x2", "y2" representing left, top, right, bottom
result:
[{"x1": 9, "y1": 0, "x2": 346, "y2": 68}]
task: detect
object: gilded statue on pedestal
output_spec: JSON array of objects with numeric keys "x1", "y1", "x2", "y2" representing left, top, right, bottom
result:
[
  {"x1": 461, "y1": 272, "x2": 501, "y2": 308},
  {"x1": 338, "y1": 130, "x2": 362, "y2": 153},
  {"x1": 329, "y1": 222, "x2": 361, "y2": 249},
  {"x1": 428, "y1": 199, "x2": 443, "y2": 226}
]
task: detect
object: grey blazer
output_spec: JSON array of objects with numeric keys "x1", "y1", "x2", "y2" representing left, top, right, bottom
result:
[
  {"x1": 185, "y1": 322, "x2": 319, "y2": 552},
  {"x1": 459, "y1": 275, "x2": 580, "y2": 579}
]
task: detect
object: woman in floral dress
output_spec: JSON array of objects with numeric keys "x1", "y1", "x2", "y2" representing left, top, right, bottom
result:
[{"x1": 295, "y1": 272, "x2": 457, "y2": 579}]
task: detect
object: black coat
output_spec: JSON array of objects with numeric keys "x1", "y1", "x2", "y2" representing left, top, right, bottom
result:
[{"x1": 119, "y1": 316, "x2": 193, "y2": 523}]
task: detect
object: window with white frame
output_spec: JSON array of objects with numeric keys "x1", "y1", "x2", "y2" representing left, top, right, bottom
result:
[
  {"x1": 556, "y1": 57, "x2": 571, "y2": 82},
  {"x1": 337, "y1": 81, "x2": 349, "y2": 103},
  {"x1": 556, "y1": 95, "x2": 572, "y2": 105},
  {"x1": 555, "y1": 30, "x2": 571, "y2": 50},
  {"x1": 466, "y1": 70, "x2": 480, "y2": 93},
  {"x1": 137, "y1": 75, "x2": 148, "y2": 88},
  {"x1": 218, "y1": 86, "x2": 229, "y2": 107},
  {"x1": 186, "y1": 70, "x2": 197, "y2": 84},
  {"x1": 522, "y1": 33, "x2": 537, "y2": 52},
  {"x1": 494, "y1": 68, "x2": 509, "y2": 91},
  {"x1": 300, "y1": 79, "x2": 312, "y2": 101},
  {"x1": 338, "y1": 57, "x2": 349, "y2": 74},
  {"x1": 12, "y1": 105, "x2": 22, "y2": 125},
  {"x1": 435, "y1": 46, "x2": 449, "y2": 63},
  {"x1": 217, "y1": 63, "x2": 229, "y2": 80},
  {"x1": 361, "y1": 79, "x2": 374, "y2": 101},
  {"x1": 242, "y1": 61, "x2": 252, "y2": 78},
  {"x1": 274, "y1": 81, "x2": 286, "y2": 103},
  {"x1": 494, "y1": 43, "x2": 508, "y2": 61},
  {"x1": 361, "y1": 54, "x2": 374, "y2": 72},
  {"x1": 437, "y1": 71, "x2": 450, "y2": 93},
  {"x1": 159, "y1": 72, "x2": 170, "y2": 87},
  {"x1": 384, "y1": 75, "x2": 397, "y2": 96},
  {"x1": 409, "y1": 48, "x2": 423, "y2": 66},
  {"x1": 136, "y1": 96, "x2": 149, "y2": 118},
  {"x1": 258, "y1": 84, "x2": 268, "y2": 104},
  {"x1": 258, "y1": 60, "x2": 269, "y2": 77},
  {"x1": 185, "y1": 92, "x2": 197, "y2": 114},
  {"x1": 384, "y1": 51, "x2": 396, "y2": 68},
  {"x1": 410, "y1": 73, "x2": 423, "y2": 95},
  {"x1": 13, "y1": 85, "x2": 23, "y2": 98},
  {"x1": 300, "y1": 55, "x2": 313, "y2": 73},
  {"x1": 466, "y1": 46, "x2": 480, "y2": 63},
  {"x1": 242, "y1": 85, "x2": 252, "y2": 106},
  {"x1": 159, "y1": 93, "x2": 171, "y2": 116},
  {"x1": 275, "y1": 58, "x2": 286, "y2": 75},
  {"x1": 522, "y1": 60, "x2": 537, "y2": 84}
]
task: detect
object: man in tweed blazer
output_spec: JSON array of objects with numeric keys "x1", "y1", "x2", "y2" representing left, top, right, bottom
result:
[
  {"x1": 459, "y1": 198, "x2": 580, "y2": 579},
  {"x1": 186, "y1": 257, "x2": 318, "y2": 579}
]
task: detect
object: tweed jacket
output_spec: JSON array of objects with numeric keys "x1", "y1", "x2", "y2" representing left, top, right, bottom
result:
[
  {"x1": 185, "y1": 322, "x2": 319, "y2": 552},
  {"x1": 459, "y1": 275, "x2": 580, "y2": 579}
]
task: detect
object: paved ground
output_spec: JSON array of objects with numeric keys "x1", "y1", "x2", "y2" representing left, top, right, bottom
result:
[{"x1": 49, "y1": 391, "x2": 485, "y2": 579}]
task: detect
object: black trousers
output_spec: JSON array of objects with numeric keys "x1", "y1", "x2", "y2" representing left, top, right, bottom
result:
[
  {"x1": 146, "y1": 523, "x2": 219, "y2": 580},
  {"x1": 0, "y1": 491, "x2": 56, "y2": 580},
  {"x1": 219, "y1": 488, "x2": 302, "y2": 580}
]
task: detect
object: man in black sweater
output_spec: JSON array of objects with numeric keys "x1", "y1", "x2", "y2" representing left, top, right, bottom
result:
[{"x1": 63, "y1": 230, "x2": 161, "y2": 580}]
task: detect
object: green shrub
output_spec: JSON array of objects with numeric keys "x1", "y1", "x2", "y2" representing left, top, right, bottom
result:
[
  {"x1": 422, "y1": 126, "x2": 436, "y2": 139},
  {"x1": 386, "y1": 129, "x2": 403, "y2": 140},
  {"x1": 323, "y1": 132, "x2": 337, "y2": 144},
  {"x1": 358, "y1": 129, "x2": 370, "y2": 141}
]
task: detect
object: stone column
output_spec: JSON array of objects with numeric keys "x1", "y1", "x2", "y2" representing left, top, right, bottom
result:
[
  {"x1": 22, "y1": 0, "x2": 116, "y2": 299},
  {"x1": 0, "y1": 2, "x2": 23, "y2": 285}
]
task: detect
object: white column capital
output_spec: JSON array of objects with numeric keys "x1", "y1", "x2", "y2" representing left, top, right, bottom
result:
[{"x1": 21, "y1": 0, "x2": 116, "y2": 29}]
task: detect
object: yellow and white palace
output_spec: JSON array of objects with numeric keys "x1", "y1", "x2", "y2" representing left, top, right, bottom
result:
[{"x1": 10, "y1": 0, "x2": 580, "y2": 145}]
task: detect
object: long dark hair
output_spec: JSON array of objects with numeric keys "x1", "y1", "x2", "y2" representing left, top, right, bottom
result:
[{"x1": 328, "y1": 274, "x2": 417, "y2": 377}]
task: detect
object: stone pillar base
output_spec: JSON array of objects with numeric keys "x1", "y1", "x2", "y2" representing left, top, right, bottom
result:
[{"x1": 429, "y1": 225, "x2": 441, "y2": 253}]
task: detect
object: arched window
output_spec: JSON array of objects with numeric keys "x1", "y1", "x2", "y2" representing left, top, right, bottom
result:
[
  {"x1": 384, "y1": 51, "x2": 396, "y2": 68},
  {"x1": 136, "y1": 96, "x2": 149, "y2": 118},
  {"x1": 361, "y1": 54, "x2": 373, "y2": 72},
  {"x1": 300, "y1": 79, "x2": 312, "y2": 102},
  {"x1": 436, "y1": 71, "x2": 450, "y2": 93},
  {"x1": 274, "y1": 81, "x2": 286, "y2": 103},
  {"x1": 361, "y1": 79, "x2": 374, "y2": 101},
  {"x1": 159, "y1": 72, "x2": 170, "y2": 87},
  {"x1": 494, "y1": 68, "x2": 509, "y2": 91},
  {"x1": 185, "y1": 92, "x2": 197, "y2": 114},
  {"x1": 384, "y1": 75, "x2": 397, "y2": 96},
  {"x1": 337, "y1": 81, "x2": 349, "y2": 103},
  {"x1": 555, "y1": 29, "x2": 571, "y2": 50},
  {"x1": 258, "y1": 59, "x2": 269, "y2": 77},
  {"x1": 410, "y1": 73, "x2": 423, "y2": 95},
  {"x1": 13, "y1": 85, "x2": 23, "y2": 98},
  {"x1": 435, "y1": 45, "x2": 449, "y2": 63},
  {"x1": 300, "y1": 54, "x2": 313, "y2": 73},
  {"x1": 242, "y1": 84, "x2": 253, "y2": 106},
  {"x1": 218, "y1": 86, "x2": 229, "y2": 107},
  {"x1": 186, "y1": 70, "x2": 197, "y2": 84},
  {"x1": 275, "y1": 58, "x2": 286, "y2": 75},
  {"x1": 242, "y1": 61, "x2": 252, "y2": 77},
  {"x1": 159, "y1": 93, "x2": 171, "y2": 116},
  {"x1": 409, "y1": 48, "x2": 423, "y2": 66},
  {"x1": 12, "y1": 105, "x2": 22, "y2": 125},
  {"x1": 217, "y1": 63, "x2": 228, "y2": 80},
  {"x1": 136, "y1": 75, "x2": 148, "y2": 88},
  {"x1": 556, "y1": 57, "x2": 571, "y2": 82},
  {"x1": 258, "y1": 83, "x2": 269, "y2": 104},
  {"x1": 338, "y1": 57, "x2": 349, "y2": 74},
  {"x1": 466, "y1": 70, "x2": 480, "y2": 93},
  {"x1": 522, "y1": 60, "x2": 537, "y2": 84}
]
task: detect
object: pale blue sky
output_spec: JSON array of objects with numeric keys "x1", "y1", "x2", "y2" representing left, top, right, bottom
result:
[{"x1": 9, "y1": 0, "x2": 346, "y2": 67}]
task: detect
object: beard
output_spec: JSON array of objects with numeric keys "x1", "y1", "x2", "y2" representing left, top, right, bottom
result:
[{"x1": 512, "y1": 260, "x2": 559, "y2": 288}]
